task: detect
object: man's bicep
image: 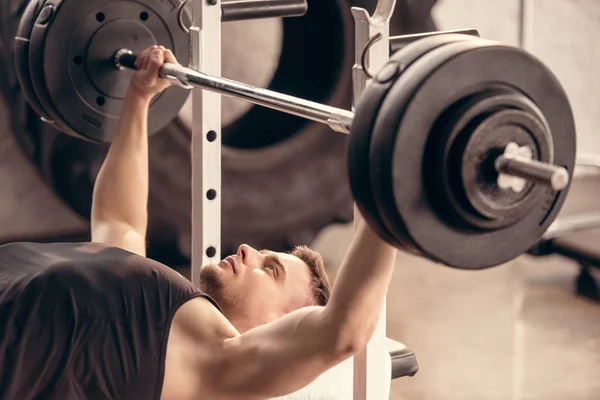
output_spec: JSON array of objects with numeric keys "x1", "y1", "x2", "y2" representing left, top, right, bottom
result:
[
  {"x1": 204, "y1": 306, "x2": 350, "y2": 399},
  {"x1": 90, "y1": 220, "x2": 146, "y2": 257}
]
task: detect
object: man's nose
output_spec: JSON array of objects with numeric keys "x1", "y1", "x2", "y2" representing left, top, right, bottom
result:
[{"x1": 236, "y1": 244, "x2": 260, "y2": 265}]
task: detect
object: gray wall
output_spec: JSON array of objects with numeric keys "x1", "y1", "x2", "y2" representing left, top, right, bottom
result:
[{"x1": 432, "y1": 0, "x2": 600, "y2": 156}]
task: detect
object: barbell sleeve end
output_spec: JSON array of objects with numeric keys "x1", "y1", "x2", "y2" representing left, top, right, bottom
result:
[
  {"x1": 113, "y1": 49, "x2": 193, "y2": 89},
  {"x1": 114, "y1": 49, "x2": 135, "y2": 70},
  {"x1": 495, "y1": 155, "x2": 570, "y2": 191},
  {"x1": 550, "y1": 167, "x2": 570, "y2": 191},
  {"x1": 326, "y1": 119, "x2": 351, "y2": 134}
]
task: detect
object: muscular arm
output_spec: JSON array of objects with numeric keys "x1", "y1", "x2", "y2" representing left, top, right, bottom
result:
[
  {"x1": 91, "y1": 46, "x2": 174, "y2": 256},
  {"x1": 204, "y1": 217, "x2": 397, "y2": 399},
  {"x1": 90, "y1": 88, "x2": 150, "y2": 256}
]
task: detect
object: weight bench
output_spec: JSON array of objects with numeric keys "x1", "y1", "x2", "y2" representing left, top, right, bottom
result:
[
  {"x1": 529, "y1": 212, "x2": 600, "y2": 301},
  {"x1": 277, "y1": 338, "x2": 418, "y2": 399},
  {"x1": 530, "y1": 215, "x2": 600, "y2": 266},
  {"x1": 388, "y1": 338, "x2": 419, "y2": 379},
  {"x1": 527, "y1": 158, "x2": 600, "y2": 300}
]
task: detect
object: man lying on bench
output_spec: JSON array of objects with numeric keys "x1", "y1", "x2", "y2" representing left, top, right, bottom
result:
[{"x1": 0, "y1": 46, "x2": 416, "y2": 399}]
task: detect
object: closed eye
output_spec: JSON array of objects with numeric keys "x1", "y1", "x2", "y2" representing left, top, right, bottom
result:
[
  {"x1": 260, "y1": 250, "x2": 287, "y2": 282},
  {"x1": 264, "y1": 264, "x2": 277, "y2": 277}
]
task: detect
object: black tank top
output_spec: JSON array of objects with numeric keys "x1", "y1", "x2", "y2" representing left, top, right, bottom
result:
[{"x1": 0, "y1": 242, "x2": 221, "y2": 400}]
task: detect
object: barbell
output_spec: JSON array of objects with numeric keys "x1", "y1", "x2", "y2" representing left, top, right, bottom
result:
[{"x1": 13, "y1": 0, "x2": 576, "y2": 269}]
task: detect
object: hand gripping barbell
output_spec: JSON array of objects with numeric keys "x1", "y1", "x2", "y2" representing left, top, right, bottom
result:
[{"x1": 13, "y1": 0, "x2": 576, "y2": 269}]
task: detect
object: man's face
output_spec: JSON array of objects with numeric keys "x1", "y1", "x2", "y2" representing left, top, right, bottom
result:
[{"x1": 198, "y1": 244, "x2": 313, "y2": 332}]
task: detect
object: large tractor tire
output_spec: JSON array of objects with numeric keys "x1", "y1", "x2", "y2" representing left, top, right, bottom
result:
[{"x1": 0, "y1": 0, "x2": 437, "y2": 262}]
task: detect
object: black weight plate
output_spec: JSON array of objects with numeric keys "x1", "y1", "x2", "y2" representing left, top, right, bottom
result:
[
  {"x1": 348, "y1": 33, "x2": 475, "y2": 250},
  {"x1": 381, "y1": 40, "x2": 576, "y2": 269},
  {"x1": 348, "y1": 61, "x2": 403, "y2": 247},
  {"x1": 441, "y1": 94, "x2": 552, "y2": 229},
  {"x1": 423, "y1": 87, "x2": 552, "y2": 231},
  {"x1": 28, "y1": 0, "x2": 70, "y2": 134},
  {"x1": 458, "y1": 109, "x2": 549, "y2": 223},
  {"x1": 370, "y1": 38, "x2": 494, "y2": 262},
  {"x1": 29, "y1": 0, "x2": 190, "y2": 143},
  {"x1": 14, "y1": 0, "x2": 52, "y2": 122}
]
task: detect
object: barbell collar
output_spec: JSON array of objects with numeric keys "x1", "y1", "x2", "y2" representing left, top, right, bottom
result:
[
  {"x1": 115, "y1": 49, "x2": 354, "y2": 133},
  {"x1": 495, "y1": 155, "x2": 570, "y2": 191}
]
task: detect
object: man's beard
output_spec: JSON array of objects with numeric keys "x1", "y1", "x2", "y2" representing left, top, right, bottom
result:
[
  {"x1": 197, "y1": 264, "x2": 224, "y2": 298},
  {"x1": 197, "y1": 264, "x2": 247, "y2": 326}
]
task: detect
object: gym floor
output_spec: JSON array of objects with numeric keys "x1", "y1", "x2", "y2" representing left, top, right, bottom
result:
[
  {"x1": 313, "y1": 188, "x2": 600, "y2": 400},
  {"x1": 1, "y1": 88, "x2": 599, "y2": 400}
]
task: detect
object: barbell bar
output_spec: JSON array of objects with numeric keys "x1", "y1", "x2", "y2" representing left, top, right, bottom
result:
[
  {"x1": 220, "y1": 0, "x2": 308, "y2": 22},
  {"x1": 177, "y1": 0, "x2": 308, "y2": 33},
  {"x1": 115, "y1": 49, "x2": 354, "y2": 134},
  {"x1": 13, "y1": 0, "x2": 577, "y2": 268},
  {"x1": 496, "y1": 154, "x2": 570, "y2": 192},
  {"x1": 114, "y1": 47, "x2": 569, "y2": 192}
]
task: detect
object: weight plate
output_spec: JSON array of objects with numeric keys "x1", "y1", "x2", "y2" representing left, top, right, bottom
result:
[
  {"x1": 28, "y1": 0, "x2": 190, "y2": 143},
  {"x1": 28, "y1": 0, "x2": 69, "y2": 134},
  {"x1": 14, "y1": 0, "x2": 51, "y2": 122},
  {"x1": 359, "y1": 34, "x2": 476, "y2": 251},
  {"x1": 348, "y1": 61, "x2": 403, "y2": 248},
  {"x1": 382, "y1": 40, "x2": 575, "y2": 269},
  {"x1": 459, "y1": 110, "x2": 549, "y2": 224},
  {"x1": 0, "y1": 0, "x2": 49, "y2": 162},
  {"x1": 431, "y1": 88, "x2": 553, "y2": 230},
  {"x1": 349, "y1": 33, "x2": 476, "y2": 250},
  {"x1": 370, "y1": 38, "x2": 493, "y2": 263}
]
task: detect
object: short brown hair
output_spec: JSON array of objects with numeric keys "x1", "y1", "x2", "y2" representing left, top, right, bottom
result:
[{"x1": 290, "y1": 245, "x2": 331, "y2": 306}]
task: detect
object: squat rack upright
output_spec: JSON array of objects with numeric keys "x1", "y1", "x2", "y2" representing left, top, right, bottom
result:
[{"x1": 188, "y1": 1, "x2": 395, "y2": 399}]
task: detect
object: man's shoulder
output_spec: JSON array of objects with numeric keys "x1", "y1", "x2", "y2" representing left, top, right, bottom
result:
[
  {"x1": 172, "y1": 295, "x2": 235, "y2": 339},
  {"x1": 162, "y1": 297, "x2": 238, "y2": 400}
]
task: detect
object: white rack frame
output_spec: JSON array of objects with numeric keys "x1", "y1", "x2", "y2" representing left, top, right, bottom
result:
[
  {"x1": 351, "y1": 2, "x2": 395, "y2": 399},
  {"x1": 187, "y1": 1, "x2": 394, "y2": 398},
  {"x1": 190, "y1": 0, "x2": 222, "y2": 286}
]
